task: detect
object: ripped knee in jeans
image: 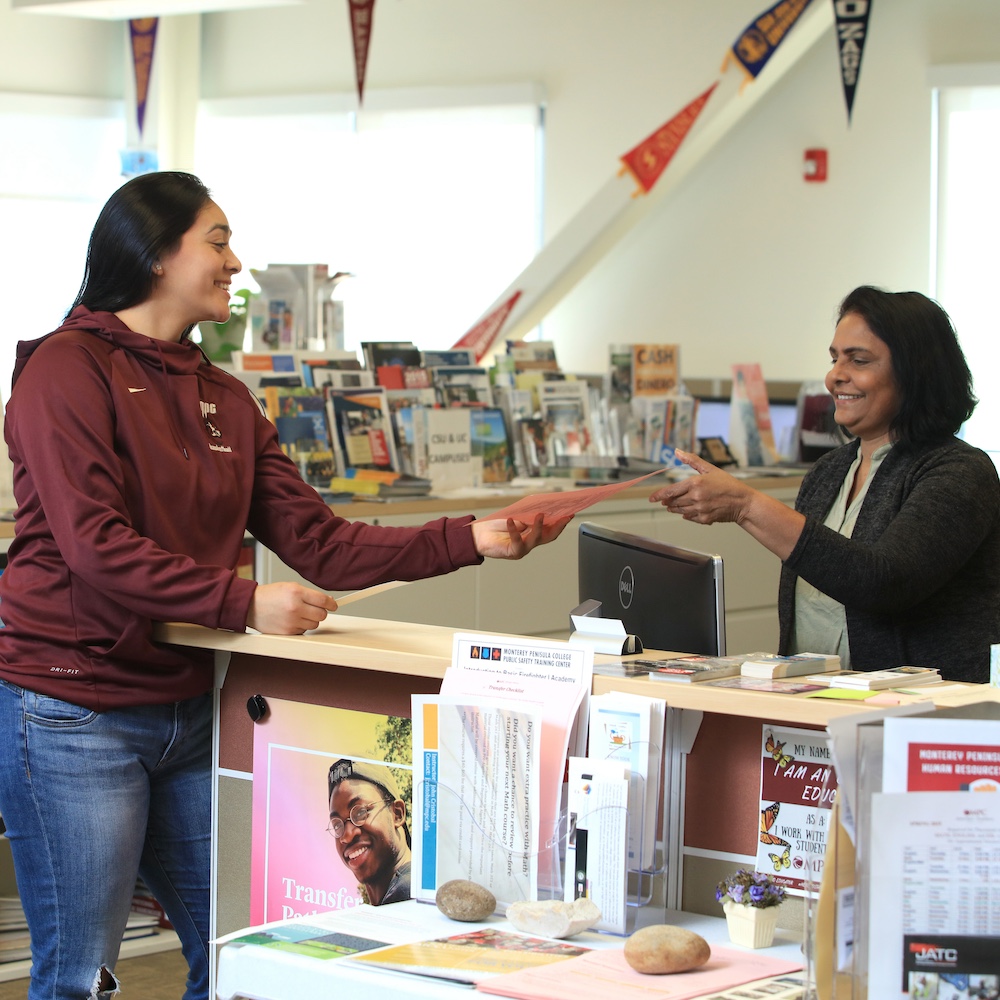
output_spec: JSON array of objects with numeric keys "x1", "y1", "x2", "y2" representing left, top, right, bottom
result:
[{"x1": 90, "y1": 965, "x2": 120, "y2": 998}]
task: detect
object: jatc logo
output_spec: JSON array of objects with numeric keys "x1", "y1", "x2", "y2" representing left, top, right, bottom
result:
[{"x1": 908, "y1": 943, "x2": 959, "y2": 967}]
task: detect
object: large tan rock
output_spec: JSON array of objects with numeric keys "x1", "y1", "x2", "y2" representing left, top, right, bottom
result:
[
  {"x1": 505, "y1": 898, "x2": 601, "y2": 939},
  {"x1": 623, "y1": 924, "x2": 711, "y2": 974},
  {"x1": 435, "y1": 879, "x2": 497, "y2": 922}
]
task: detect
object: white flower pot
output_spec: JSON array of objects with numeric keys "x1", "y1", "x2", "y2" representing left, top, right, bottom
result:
[{"x1": 722, "y1": 900, "x2": 780, "y2": 948}]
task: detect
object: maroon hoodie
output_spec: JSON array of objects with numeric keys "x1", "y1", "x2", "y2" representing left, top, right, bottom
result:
[{"x1": 0, "y1": 308, "x2": 480, "y2": 710}]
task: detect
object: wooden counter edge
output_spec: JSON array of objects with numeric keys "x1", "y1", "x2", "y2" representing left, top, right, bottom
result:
[
  {"x1": 155, "y1": 619, "x2": 994, "y2": 726},
  {"x1": 154, "y1": 617, "x2": 521, "y2": 680}
]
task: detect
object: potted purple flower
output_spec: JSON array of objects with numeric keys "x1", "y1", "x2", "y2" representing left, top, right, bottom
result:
[{"x1": 715, "y1": 868, "x2": 785, "y2": 948}]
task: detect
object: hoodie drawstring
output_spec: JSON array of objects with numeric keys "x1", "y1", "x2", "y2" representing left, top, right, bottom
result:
[{"x1": 150, "y1": 338, "x2": 190, "y2": 461}]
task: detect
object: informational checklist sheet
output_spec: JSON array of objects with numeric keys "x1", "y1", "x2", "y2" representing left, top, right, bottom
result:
[{"x1": 867, "y1": 792, "x2": 1000, "y2": 998}]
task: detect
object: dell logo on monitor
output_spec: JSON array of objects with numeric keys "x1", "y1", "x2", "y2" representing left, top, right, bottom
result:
[{"x1": 618, "y1": 566, "x2": 635, "y2": 608}]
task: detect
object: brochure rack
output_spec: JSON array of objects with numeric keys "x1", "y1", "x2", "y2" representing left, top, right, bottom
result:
[
  {"x1": 808, "y1": 701, "x2": 1000, "y2": 1000},
  {"x1": 410, "y1": 734, "x2": 666, "y2": 938}
]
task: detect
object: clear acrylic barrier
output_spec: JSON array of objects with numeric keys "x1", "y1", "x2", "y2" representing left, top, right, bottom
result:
[{"x1": 410, "y1": 736, "x2": 665, "y2": 939}]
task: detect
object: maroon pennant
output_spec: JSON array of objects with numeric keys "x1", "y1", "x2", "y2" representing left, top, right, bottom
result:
[
  {"x1": 129, "y1": 18, "x2": 158, "y2": 138},
  {"x1": 833, "y1": 0, "x2": 872, "y2": 123},
  {"x1": 451, "y1": 291, "x2": 523, "y2": 363},
  {"x1": 348, "y1": 0, "x2": 376, "y2": 105}
]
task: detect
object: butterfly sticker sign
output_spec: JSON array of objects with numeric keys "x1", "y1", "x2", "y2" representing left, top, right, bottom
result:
[{"x1": 755, "y1": 725, "x2": 837, "y2": 896}]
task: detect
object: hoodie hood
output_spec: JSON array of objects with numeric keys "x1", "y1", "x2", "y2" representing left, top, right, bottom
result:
[{"x1": 12, "y1": 305, "x2": 207, "y2": 390}]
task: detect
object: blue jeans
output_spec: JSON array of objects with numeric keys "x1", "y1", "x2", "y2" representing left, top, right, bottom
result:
[{"x1": 0, "y1": 681, "x2": 212, "y2": 1000}]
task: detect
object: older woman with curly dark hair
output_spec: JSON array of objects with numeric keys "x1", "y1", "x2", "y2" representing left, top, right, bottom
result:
[{"x1": 650, "y1": 286, "x2": 1000, "y2": 683}]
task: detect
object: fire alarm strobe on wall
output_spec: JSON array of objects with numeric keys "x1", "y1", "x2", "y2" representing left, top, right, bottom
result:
[{"x1": 804, "y1": 148, "x2": 828, "y2": 182}]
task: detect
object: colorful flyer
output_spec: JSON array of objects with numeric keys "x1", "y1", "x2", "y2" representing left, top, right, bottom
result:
[{"x1": 756, "y1": 725, "x2": 837, "y2": 895}]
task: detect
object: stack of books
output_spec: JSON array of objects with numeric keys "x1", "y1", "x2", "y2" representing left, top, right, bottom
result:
[
  {"x1": 803, "y1": 666, "x2": 942, "y2": 690},
  {"x1": 638, "y1": 655, "x2": 747, "y2": 683},
  {"x1": 740, "y1": 652, "x2": 841, "y2": 680}
]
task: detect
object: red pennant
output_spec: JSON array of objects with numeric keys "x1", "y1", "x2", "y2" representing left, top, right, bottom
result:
[
  {"x1": 129, "y1": 18, "x2": 158, "y2": 138},
  {"x1": 618, "y1": 83, "x2": 718, "y2": 196},
  {"x1": 348, "y1": 0, "x2": 376, "y2": 105},
  {"x1": 451, "y1": 291, "x2": 522, "y2": 363}
]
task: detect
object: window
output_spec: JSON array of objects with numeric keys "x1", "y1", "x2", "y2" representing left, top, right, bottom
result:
[
  {"x1": 194, "y1": 87, "x2": 544, "y2": 357},
  {"x1": 0, "y1": 95, "x2": 125, "y2": 396},
  {"x1": 932, "y1": 73, "x2": 1000, "y2": 456}
]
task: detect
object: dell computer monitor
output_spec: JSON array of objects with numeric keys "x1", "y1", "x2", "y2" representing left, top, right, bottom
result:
[{"x1": 577, "y1": 521, "x2": 726, "y2": 655}]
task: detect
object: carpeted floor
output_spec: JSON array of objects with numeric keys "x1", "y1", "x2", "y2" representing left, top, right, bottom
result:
[{"x1": 0, "y1": 947, "x2": 190, "y2": 1000}]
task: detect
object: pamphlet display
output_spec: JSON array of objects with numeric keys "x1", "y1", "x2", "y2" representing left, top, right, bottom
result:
[
  {"x1": 587, "y1": 691, "x2": 664, "y2": 873},
  {"x1": 411, "y1": 635, "x2": 597, "y2": 910},
  {"x1": 812, "y1": 701, "x2": 1000, "y2": 998}
]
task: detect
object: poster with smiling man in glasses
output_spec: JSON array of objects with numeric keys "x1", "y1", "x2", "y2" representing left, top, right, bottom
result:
[
  {"x1": 326, "y1": 758, "x2": 411, "y2": 906},
  {"x1": 249, "y1": 698, "x2": 412, "y2": 923}
]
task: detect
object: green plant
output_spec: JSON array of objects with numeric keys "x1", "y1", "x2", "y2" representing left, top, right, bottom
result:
[{"x1": 715, "y1": 868, "x2": 785, "y2": 909}]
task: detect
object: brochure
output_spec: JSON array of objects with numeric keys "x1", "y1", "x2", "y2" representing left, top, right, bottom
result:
[
  {"x1": 410, "y1": 694, "x2": 541, "y2": 908},
  {"x1": 881, "y1": 710, "x2": 1000, "y2": 793},
  {"x1": 563, "y1": 756, "x2": 629, "y2": 934},
  {"x1": 867, "y1": 792, "x2": 1000, "y2": 999},
  {"x1": 441, "y1": 634, "x2": 593, "y2": 893},
  {"x1": 346, "y1": 927, "x2": 588, "y2": 985}
]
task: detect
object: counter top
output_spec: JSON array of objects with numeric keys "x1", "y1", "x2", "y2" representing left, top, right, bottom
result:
[
  {"x1": 155, "y1": 619, "x2": 995, "y2": 725},
  {"x1": 155, "y1": 616, "x2": 518, "y2": 680}
]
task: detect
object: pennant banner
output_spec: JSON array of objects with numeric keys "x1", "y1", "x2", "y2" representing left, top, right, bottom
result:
[
  {"x1": 451, "y1": 291, "x2": 522, "y2": 362},
  {"x1": 619, "y1": 82, "x2": 719, "y2": 196},
  {"x1": 348, "y1": 0, "x2": 376, "y2": 105},
  {"x1": 833, "y1": 0, "x2": 872, "y2": 123},
  {"x1": 722, "y1": 0, "x2": 814, "y2": 89},
  {"x1": 129, "y1": 17, "x2": 158, "y2": 138}
]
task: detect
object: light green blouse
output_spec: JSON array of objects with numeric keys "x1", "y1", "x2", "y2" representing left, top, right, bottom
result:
[{"x1": 789, "y1": 444, "x2": 892, "y2": 669}]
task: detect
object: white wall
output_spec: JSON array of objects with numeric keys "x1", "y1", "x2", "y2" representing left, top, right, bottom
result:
[
  {"x1": 4, "y1": 0, "x2": 1000, "y2": 386},
  {"x1": 0, "y1": 7, "x2": 120, "y2": 95}
]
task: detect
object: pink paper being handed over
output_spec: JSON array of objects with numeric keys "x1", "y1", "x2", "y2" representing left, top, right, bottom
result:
[{"x1": 482, "y1": 468, "x2": 668, "y2": 523}]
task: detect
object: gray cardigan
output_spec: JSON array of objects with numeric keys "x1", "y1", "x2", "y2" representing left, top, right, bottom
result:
[{"x1": 778, "y1": 437, "x2": 1000, "y2": 683}]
